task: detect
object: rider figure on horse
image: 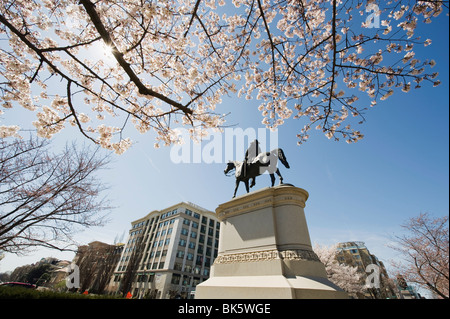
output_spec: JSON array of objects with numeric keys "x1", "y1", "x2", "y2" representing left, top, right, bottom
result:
[{"x1": 243, "y1": 139, "x2": 261, "y2": 188}]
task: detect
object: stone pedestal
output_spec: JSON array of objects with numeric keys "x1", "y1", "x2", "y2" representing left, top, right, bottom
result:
[{"x1": 195, "y1": 184, "x2": 347, "y2": 299}]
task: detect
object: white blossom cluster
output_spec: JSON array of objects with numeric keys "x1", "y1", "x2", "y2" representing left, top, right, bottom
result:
[
  {"x1": 314, "y1": 243, "x2": 365, "y2": 296},
  {"x1": 0, "y1": 0, "x2": 444, "y2": 151}
]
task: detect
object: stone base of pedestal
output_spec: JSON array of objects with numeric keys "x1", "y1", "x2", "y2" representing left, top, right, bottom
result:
[
  {"x1": 195, "y1": 184, "x2": 347, "y2": 299},
  {"x1": 195, "y1": 275, "x2": 346, "y2": 299}
]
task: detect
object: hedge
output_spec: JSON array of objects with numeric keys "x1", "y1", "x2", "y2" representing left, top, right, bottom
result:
[{"x1": 0, "y1": 286, "x2": 122, "y2": 299}]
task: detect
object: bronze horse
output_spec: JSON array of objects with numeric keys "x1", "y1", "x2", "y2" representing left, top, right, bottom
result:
[{"x1": 224, "y1": 148, "x2": 290, "y2": 198}]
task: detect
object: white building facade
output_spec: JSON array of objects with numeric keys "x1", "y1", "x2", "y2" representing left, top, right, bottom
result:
[{"x1": 109, "y1": 202, "x2": 219, "y2": 299}]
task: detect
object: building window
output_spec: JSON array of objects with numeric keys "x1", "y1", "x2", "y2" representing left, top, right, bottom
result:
[
  {"x1": 184, "y1": 264, "x2": 192, "y2": 272},
  {"x1": 174, "y1": 263, "x2": 183, "y2": 271},
  {"x1": 182, "y1": 276, "x2": 191, "y2": 286},
  {"x1": 179, "y1": 239, "x2": 186, "y2": 247},
  {"x1": 192, "y1": 277, "x2": 200, "y2": 287},
  {"x1": 171, "y1": 274, "x2": 181, "y2": 285}
]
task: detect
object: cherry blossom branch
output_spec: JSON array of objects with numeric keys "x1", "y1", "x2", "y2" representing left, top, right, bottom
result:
[
  {"x1": 0, "y1": 14, "x2": 65, "y2": 80},
  {"x1": 184, "y1": 0, "x2": 202, "y2": 37},
  {"x1": 78, "y1": 0, "x2": 193, "y2": 116},
  {"x1": 257, "y1": 0, "x2": 277, "y2": 86},
  {"x1": 325, "y1": 0, "x2": 339, "y2": 131},
  {"x1": 66, "y1": 80, "x2": 97, "y2": 144}
]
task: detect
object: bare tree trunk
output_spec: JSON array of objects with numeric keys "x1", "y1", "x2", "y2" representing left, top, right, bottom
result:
[
  {"x1": 91, "y1": 244, "x2": 122, "y2": 294},
  {"x1": 119, "y1": 237, "x2": 145, "y2": 297}
]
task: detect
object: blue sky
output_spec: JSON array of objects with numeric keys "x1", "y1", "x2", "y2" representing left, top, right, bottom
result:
[{"x1": 1, "y1": 7, "x2": 448, "y2": 288}]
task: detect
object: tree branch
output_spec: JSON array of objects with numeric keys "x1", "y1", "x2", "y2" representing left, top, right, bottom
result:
[{"x1": 78, "y1": 0, "x2": 193, "y2": 115}]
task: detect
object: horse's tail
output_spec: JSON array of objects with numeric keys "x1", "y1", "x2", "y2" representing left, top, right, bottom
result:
[{"x1": 277, "y1": 148, "x2": 290, "y2": 168}]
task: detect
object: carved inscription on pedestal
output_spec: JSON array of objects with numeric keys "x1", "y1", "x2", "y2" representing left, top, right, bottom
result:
[{"x1": 214, "y1": 248, "x2": 320, "y2": 265}]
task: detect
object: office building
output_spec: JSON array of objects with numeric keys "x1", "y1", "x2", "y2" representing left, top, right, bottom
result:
[
  {"x1": 336, "y1": 241, "x2": 396, "y2": 299},
  {"x1": 108, "y1": 202, "x2": 219, "y2": 299}
]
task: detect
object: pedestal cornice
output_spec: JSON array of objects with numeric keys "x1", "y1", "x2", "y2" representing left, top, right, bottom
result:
[{"x1": 216, "y1": 184, "x2": 309, "y2": 221}]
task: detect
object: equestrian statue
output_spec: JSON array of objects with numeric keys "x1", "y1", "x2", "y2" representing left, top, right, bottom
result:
[{"x1": 224, "y1": 140, "x2": 290, "y2": 198}]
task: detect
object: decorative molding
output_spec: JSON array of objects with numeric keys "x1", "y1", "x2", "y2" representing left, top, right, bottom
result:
[
  {"x1": 280, "y1": 249, "x2": 320, "y2": 262},
  {"x1": 216, "y1": 185, "x2": 309, "y2": 221},
  {"x1": 217, "y1": 197, "x2": 273, "y2": 220},
  {"x1": 214, "y1": 249, "x2": 320, "y2": 264}
]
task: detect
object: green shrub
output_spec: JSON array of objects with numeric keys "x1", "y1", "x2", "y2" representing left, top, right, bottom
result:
[{"x1": 0, "y1": 286, "x2": 122, "y2": 299}]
